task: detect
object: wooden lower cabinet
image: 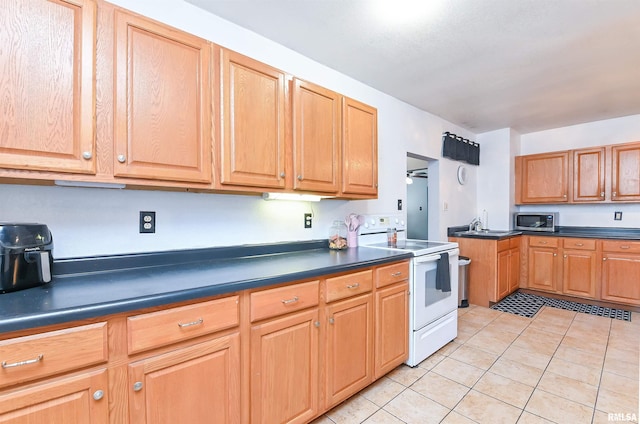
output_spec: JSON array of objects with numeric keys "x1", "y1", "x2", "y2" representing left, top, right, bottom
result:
[
  {"x1": 561, "y1": 238, "x2": 598, "y2": 299},
  {"x1": 0, "y1": 369, "x2": 109, "y2": 423},
  {"x1": 250, "y1": 309, "x2": 320, "y2": 424},
  {"x1": 325, "y1": 294, "x2": 373, "y2": 408},
  {"x1": 128, "y1": 334, "x2": 240, "y2": 424},
  {"x1": 374, "y1": 281, "x2": 409, "y2": 378},
  {"x1": 601, "y1": 241, "x2": 640, "y2": 306},
  {"x1": 527, "y1": 246, "x2": 560, "y2": 292}
]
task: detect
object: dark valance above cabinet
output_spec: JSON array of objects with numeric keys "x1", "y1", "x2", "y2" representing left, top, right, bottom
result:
[{"x1": 442, "y1": 132, "x2": 480, "y2": 165}]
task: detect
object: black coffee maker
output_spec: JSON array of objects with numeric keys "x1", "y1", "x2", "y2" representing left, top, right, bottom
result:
[{"x1": 0, "y1": 223, "x2": 54, "y2": 293}]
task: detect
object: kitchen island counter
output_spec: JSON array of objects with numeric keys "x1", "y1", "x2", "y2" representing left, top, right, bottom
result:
[{"x1": 0, "y1": 241, "x2": 412, "y2": 334}]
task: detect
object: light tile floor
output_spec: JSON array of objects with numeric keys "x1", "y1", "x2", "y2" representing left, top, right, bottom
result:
[{"x1": 313, "y1": 305, "x2": 640, "y2": 424}]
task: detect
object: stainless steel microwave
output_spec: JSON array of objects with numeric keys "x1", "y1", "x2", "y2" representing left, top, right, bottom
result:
[{"x1": 514, "y1": 213, "x2": 558, "y2": 232}]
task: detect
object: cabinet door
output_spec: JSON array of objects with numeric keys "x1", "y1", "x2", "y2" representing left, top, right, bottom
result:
[
  {"x1": 0, "y1": 369, "x2": 108, "y2": 423},
  {"x1": 572, "y1": 147, "x2": 605, "y2": 202},
  {"x1": 0, "y1": 0, "x2": 96, "y2": 174},
  {"x1": 601, "y1": 253, "x2": 640, "y2": 305},
  {"x1": 114, "y1": 10, "x2": 212, "y2": 183},
  {"x1": 611, "y1": 142, "x2": 640, "y2": 201},
  {"x1": 251, "y1": 309, "x2": 319, "y2": 424},
  {"x1": 519, "y1": 152, "x2": 569, "y2": 203},
  {"x1": 562, "y1": 250, "x2": 598, "y2": 299},
  {"x1": 374, "y1": 282, "x2": 409, "y2": 379},
  {"x1": 325, "y1": 294, "x2": 373, "y2": 408},
  {"x1": 292, "y1": 79, "x2": 340, "y2": 193},
  {"x1": 128, "y1": 334, "x2": 240, "y2": 424},
  {"x1": 527, "y1": 247, "x2": 560, "y2": 292},
  {"x1": 496, "y1": 250, "x2": 510, "y2": 301},
  {"x1": 220, "y1": 49, "x2": 286, "y2": 189},
  {"x1": 341, "y1": 97, "x2": 378, "y2": 196},
  {"x1": 508, "y1": 247, "x2": 520, "y2": 294}
]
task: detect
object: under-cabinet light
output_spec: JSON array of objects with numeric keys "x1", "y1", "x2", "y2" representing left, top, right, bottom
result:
[
  {"x1": 262, "y1": 192, "x2": 323, "y2": 202},
  {"x1": 54, "y1": 180, "x2": 126, "y2": 189}
]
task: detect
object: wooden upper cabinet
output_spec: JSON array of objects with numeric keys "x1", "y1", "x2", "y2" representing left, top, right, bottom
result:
[
  {"x1": 611, "y1": 142, "x2": 640, "y2": 201},
  {"x1": 572, "y1": 147, "x2": 605, "y2": 202},
  {"x1": 519, "y1": 151, "x2": 569, "y2": 203},
  {"x1": 220, "y1": 49, "x2": 286, "y2": 189},
  {"x1": 113, "y1": 9, "x2": 212, "y2": 183},
  {"x1": 342, "y1": 97, "x2": 378, "y2": 196},
  {"x1": 0, "y1": 0, "x2": 96, "y2": 174},
  {"x1": 292, "y1": 79, "x2": 340, "y2": 193}
]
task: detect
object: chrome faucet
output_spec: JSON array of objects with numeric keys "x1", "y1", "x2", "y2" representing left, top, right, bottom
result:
[{"x1": 469, "y1": 217, "x2": 482, "y2": 231}]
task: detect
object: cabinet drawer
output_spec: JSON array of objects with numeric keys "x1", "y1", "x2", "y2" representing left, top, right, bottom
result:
[
  {"x1": 325, "y1": 270, "x2": 372, "y2": 303},
  {"x1": 602, "y1": 240, "x2": 640, "y2": 254},
  {"x1": 0, "y1": 323, "x2": 107, "y2": 388},
  {"x1": 376, "y1": 261, "x2": 410, "y2": 288},
  {"x1": 510, "y1": 237, "x2": 521, "y2": 249},
  {"x1": 528, "y1": 236, "x2": 559, "y2": 248},
  {"x1": 128, "y1": 296, "x2": 239, "y2": 355},
  {"x1": 251, "y1": 280, "x2": 319, "y2": 322},
  {"x1": 497, "y1": 239, "x2": 510, "y2": 252},
  {"x1": 563, "y1": 238, "x2": 596, "y2": 250}
]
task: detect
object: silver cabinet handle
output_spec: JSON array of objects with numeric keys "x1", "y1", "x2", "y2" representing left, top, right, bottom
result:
[
  {"x1": 117, "y1": 154, "x2": 126, "y2": 163},
  {"x1": 540, "y1": 241, "x2": 548, "y2": 244},
  {"x1": 391, "y1": 272, "x2": 402, "y2": 277},
  {"x1": 553, "y1": 253, "x2": 557, "y2": 257},
  {"x1": 314, "y1": 321, "x2": 320, "y2": 328},
  {"x1": 329, "y1": 317, "x2": 335, "y2": 324},
  {"x1": 603, "y1": 258, "x2": 607, "y2": 261},
  {"x1": 564, "y1": 254, "x2": 567, "y2": 258},
  {"x1": 178, "y1": 318, "x2": 203, "y2": 328},
  {"x1": 613, "y1": 192, "x2": 617, "y2": 197},
  {"x1": 600, "y1": 191, "x2": 605, "y2": 197},
  {"x1": 280, "y1": 172, "x2": 285, "y2": 178},
  {"x1": 346, "y1": 283, "x2": 360, "y2": 289},
  {"x1": 620, "y1": 246, "x2": 631, "y2": 250},
  {"x1": 133, "y1": 381, "x2": 143, "y2": 392},
  {"x1": 563, "y1": 194, "x2": 567, "y2": 198},
  {"x1": 297, "y1": 175, "x2": 303, "y2": 181},
  {"x1": 281, "y1": 296, "x2": 299, "y2": 305},
  {"x1": 2, "y1": 354, "x2": 43, "y2": 368},
  {"x1": 93, "y1": 390, "x2": 104, "y2": 401},
  {"x1": 575, "y1": 243, "x2": 584, "y2": 247},
  {"x1": 82, "y1": 151, "x2": 92, "y2": 160}
]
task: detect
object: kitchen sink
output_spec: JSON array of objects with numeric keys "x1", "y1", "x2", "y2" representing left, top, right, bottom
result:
[{"x1": 454, "y1": 229, "x2": 520, "y2": 237}]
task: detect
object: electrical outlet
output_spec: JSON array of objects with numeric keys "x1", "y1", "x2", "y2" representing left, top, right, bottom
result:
[
  {"x1": 304, "y1": 213, "x2": 312, "y2": 228},
  {"x1": 397, "y1": 199, "x2": 402, "y2": 210},
  {"x1": 614, "y1": 211, "x2": 622, "y2": 221},
  {"x1": 140, "y1": 211, "x2": 156, "y2": 233}
]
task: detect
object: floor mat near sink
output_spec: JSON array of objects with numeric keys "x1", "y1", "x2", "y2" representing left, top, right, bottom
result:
[{"x1": 491, "y1": 292, "x2": 632, "y2": 321}]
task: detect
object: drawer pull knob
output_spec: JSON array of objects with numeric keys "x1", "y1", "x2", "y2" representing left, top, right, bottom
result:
[
  {"x1": 575, "y1": 243, "x2": 584, "y2": 247},
  {"x1": 93, "y1": 390, "x2": 104, "y2": 401},
  {"x1": 346, "y1": 283, "x2": 360, "y2": 289},
  {"x1": 329, "y1": 317, "x2": 335, "y2": 324},
  {"x1": 540, "y1": 241, "x2": 548, "y2": 244},
  {"x1": 117, "y1": 154, "x2": 126, "y2": 163},
  {"x1": 281, "y1": 296, "x2": 299, "y2": 305},
  {"x1": 82, "y1": 151, "x2": 92, "y2": 160},
  {"x1": 178, "y1": 318, "x2": 204, "y2": 328},
  {"x1": 1, "y1": 354, "x2": 43, "y2": 369},
  {"x1": 603, "y1": 258, "x2": 607, "y2": 261},
  {"x1": 391, "y1": 272, "x2": 402, "y2": 277},
  {"x1": 133, "y1": 381, "x2": 143, "y2": 392},
  {"x1": 620, "y1": 245, "x2": 631, "y2": 249},
  {"x1": 314, "y1": 321, "x2": 320, "y2": 328}
]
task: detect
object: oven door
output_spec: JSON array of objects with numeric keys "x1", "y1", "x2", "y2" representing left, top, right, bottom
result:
[{"x1": 411, "y1": 249, "x2": 459, "y2": 331}]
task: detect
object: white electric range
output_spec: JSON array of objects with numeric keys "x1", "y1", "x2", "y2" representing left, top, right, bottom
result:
[{"x1": 359, "y1": 214, "x2": 459, "y2": 366}]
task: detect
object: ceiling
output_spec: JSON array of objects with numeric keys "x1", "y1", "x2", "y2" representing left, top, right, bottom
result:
[{"x1": 185, "y1": 0, "x2": 640, "y2": 134}]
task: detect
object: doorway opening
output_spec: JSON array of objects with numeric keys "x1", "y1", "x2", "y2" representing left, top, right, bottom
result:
[{"x1": 406, "y1": 153, "x2": 435, "y2": 240}]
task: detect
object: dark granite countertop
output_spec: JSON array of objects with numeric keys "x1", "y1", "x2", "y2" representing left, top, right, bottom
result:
[
  {"x1": 0, "y1": 241, "x2": 412, "y2": 334},
  {"x1": 448, "y1": 225, "x2": 640, "y2": 240}
]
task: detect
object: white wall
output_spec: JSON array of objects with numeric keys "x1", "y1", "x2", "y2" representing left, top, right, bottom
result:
[
  {"x1": 0, "y1": 0, "x2": 477, "y2": 258},
  {"x1": 519, "y1": 114, "x2": 640, "y2": 228}
]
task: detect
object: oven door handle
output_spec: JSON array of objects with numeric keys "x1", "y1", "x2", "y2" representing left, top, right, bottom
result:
[{"x1": 413, "y1": 255, "x2": 441, "y2": 264}]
